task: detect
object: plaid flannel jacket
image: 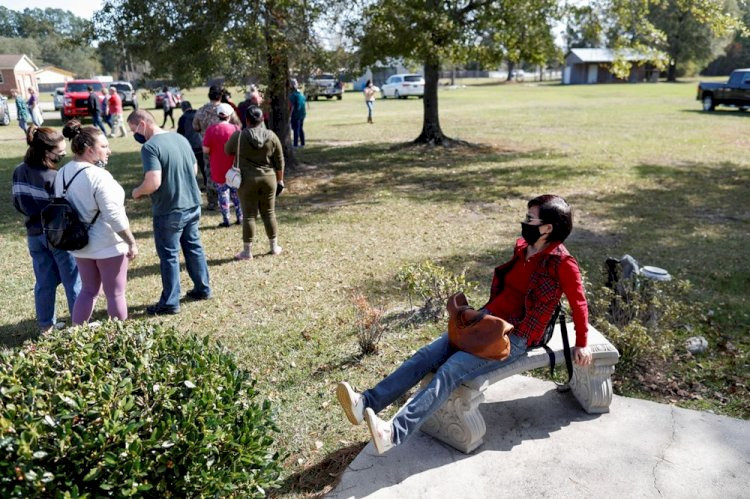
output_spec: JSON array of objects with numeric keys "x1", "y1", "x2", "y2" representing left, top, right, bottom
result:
[{"x1": 484, "y1": 238, "x2": 573, "y2": 346}]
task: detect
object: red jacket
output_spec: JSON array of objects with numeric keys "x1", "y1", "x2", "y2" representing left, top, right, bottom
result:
[{"x1": 484, "y1": 238, "x2": 588, "y2": 347}]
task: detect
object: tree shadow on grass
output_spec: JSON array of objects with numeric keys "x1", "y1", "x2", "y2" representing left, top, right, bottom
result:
[{"x1": 274, "y1": 442, "x2": 367, "y2": 497}]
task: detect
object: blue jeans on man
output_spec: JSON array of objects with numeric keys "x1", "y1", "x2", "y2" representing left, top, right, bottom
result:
[
  {"x1": 91, "y1": 113, "x2": 108, "y2": 135},
  {"x1": 28, "y1": 233, "x2": 81, "y2": 328},
  {"x1": 291, "y1": 116, "x2": 305, "y2": 147},
  {"x1": 152, "y1": 205, "x2": 211, "y2": 311},
  {"x1": 362, "y1": 332, "x2": 528, "y2": 445}
]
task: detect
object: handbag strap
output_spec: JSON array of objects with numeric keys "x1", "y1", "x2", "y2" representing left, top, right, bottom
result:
[{"x1": 234, "y1": 129, "x2": 241, "y2": 168}]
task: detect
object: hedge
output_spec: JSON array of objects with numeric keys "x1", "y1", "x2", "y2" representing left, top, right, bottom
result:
[{"x1": 0, "y1": 322, "x2": 283, "y2": 497}]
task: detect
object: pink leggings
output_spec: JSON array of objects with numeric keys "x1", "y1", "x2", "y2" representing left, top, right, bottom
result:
[{"x1": 73, "y1": 254, "x2": 129, "y2": 324}]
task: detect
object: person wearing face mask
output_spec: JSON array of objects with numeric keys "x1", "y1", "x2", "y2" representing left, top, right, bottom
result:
[
  {"x1": 12, "y1": 125, "x2": 81, "y2": 333},
  {"x1": 128, "y1": 109, "x2": 211, "y2": 315},
  {"x1": 57, "y1": 120, "x2": 138, "y2": 325},
  {"x1": 336, "y1": 195, "x2": 592, "y2": 454}
]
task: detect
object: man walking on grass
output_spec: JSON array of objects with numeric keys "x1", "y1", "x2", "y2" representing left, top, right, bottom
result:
[{"x1": 128, "y1": 109, "x2": 211, "y2": 315}]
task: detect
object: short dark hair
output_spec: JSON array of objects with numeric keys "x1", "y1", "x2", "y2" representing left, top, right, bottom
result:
[
  {"x1": 24, "y1": 126, "x2": 64, "y2": 169},
  {"x1": 528, "y1": 194, "x2": 573, "y2": 242},
  {"x1": 87, "y1": 85, "x2": 93, "y2": 92},
  {"x1": 208, "y1": 85, "x2": 222, "y2": 101},
  {"x1": 180, "y1": 100, "x2": 192, "y2": 111},
  {"x1": 246, "y1": 106, "x2": 263, "y2": 126}
]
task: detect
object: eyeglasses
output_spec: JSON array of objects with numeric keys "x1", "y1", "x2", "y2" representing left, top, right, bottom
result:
[{"x1": 522, "y1": 214, "x2": 544, "y2": 224}]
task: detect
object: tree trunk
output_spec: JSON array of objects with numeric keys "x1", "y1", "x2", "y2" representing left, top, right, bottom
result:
[
  {"x1": 264, "y1": 4, "x2": 297, "y2": 169},
  {"x1": 414, "y1": 59, "x2": 452, "y2": 145},
  {"x1": 506, "y1": 60, "x2": 515, "y2": 81},
  {"x1": 667, "y1": 62, "x2": 677, "y2": 82}
]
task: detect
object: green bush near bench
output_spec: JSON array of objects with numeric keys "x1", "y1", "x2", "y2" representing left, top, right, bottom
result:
[{"x1": 0, "y1": 322, "x2": 282, "y2": 497}]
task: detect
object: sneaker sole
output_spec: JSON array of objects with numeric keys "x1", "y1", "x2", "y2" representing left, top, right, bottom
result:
[
  {"x1": 337, "y1": 382, "x2": 362, "y2": 425},
  {"x1": 365, "y1": 408, "x2": 387, "y2": 454}
]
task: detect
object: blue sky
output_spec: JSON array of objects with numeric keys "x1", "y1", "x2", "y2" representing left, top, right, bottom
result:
[{"x1": 0, "y1": 0, "x2": 102, "y2": 20}]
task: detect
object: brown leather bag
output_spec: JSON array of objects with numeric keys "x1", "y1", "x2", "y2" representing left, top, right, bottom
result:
[{"x1": 447, "y1": 292, "x2": 513, "y2": 361}]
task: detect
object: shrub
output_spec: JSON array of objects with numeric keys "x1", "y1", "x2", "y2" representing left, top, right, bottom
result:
[
  {"x1": 0, "y1": 322, "x2": 283, "y2": 497},
  {"x1": 396, "y1": 261, "x2": 477, "y2": 321},
  {"x1": 351, "y1": 293, "x2": 386, "y2": 355}
]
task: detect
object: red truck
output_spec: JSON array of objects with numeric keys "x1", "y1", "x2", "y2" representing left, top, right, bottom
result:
[{"x1": 61, "y1": 79, "x2": 105, "y2": 122}]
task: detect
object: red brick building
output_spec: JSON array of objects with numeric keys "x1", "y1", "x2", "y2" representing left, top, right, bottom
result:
[{"x1": 0, "y1": 54, "x2": 39, "y2": 98}]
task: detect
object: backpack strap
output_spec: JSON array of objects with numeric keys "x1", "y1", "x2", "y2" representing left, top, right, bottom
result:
[{"x1": 61, "y1": 166, "x2": 101, "y2": 225}]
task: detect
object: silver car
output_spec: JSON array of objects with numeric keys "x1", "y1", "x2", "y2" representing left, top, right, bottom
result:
[
  {"x1": 0, "y1": 95, "x2": 10, "y2": 126},
  {"x1": 52, "y1": 87, "x2": 64, "y2": 110}
]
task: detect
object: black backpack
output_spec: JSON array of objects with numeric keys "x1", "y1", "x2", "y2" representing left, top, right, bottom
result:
[
  {"x1": 41, "y1": 167, "x2": 99, "y2": 251},
  {"x1": 529, "y1": 303, "x2": 574, "y2": 390}
]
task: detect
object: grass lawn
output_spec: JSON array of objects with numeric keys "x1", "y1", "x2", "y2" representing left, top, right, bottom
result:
[{"x1": 1, "y1": 79, "x2": 748, "y2": 495}]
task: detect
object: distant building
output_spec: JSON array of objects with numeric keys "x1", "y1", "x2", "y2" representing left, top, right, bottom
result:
[
  {"x1": 563, "y1": 48, "x2": 661, "y2": 84},
  {"x1": 36, "y1": 66, "x2": 76, "y2": 92},
  {"x1": 0, "y1": 54, "x2": 39, "y2": 98}
]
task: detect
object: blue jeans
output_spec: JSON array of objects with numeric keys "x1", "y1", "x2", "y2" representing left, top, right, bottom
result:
[
  {"x1": 91, "y1": 113, "x2": 108, "y2": 135},
  {"x1": 27, "y1": 233, "x2": 81, "y2": 327},
  {"x1": 18, "y1": 118, "x2": 27, "y2": 132},
  {"x1": 291, "y1": 116, "x2": 305, "y2": 147},
  {"x1": 363, "y1": 333, "x2": 528, "y2": 445},
  {"x1": 366, "y1": 100, "x2": 374, "y2": 120},
  {"x1": 152, "y1": 206, "x2": 211, "y2": 309}
]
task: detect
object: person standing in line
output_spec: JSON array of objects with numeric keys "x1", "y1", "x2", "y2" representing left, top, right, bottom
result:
[
  {"x1": 202, "y1": 103, "x2": 242, "y2": 227},
  {"x1": 11, "y1": 88, "x2": 30, "y2": 132},
  {"x1": 363, "y1": 80, "x2": 379, "y2": 124},
  {"x1": 100, "y1": 88, "x2": 113, "y2": 130},
  {"x1": 128, "y1": 109, "x2": 212, "y2": 315},
  {"x1": 161, "y1": 86, "x2": 177, "y2": 129},
  {"x1": 289, "y1": 80, "x2": 306, "y2": 148},
  {"x1": 177, "y1": 101, "x2": 206, "y2": 190},
  {"x1": 193, "y1": 85, "x2": 223, "y2": 211},
  {"x1": 27, "y1": 87, "x2": 44, "y2": 126},
  {"x1": 87, "y1": 86, "x2": 107, "y2": 135},
  {"x1": 225, "y1": 106, "x2": 284, "y2": 261},
  {"x1": 12, "y1": 125, "x2": 81, "y2": 333},
  {"x1": 107, "y1": 87, "x2": 127, "y2": 138},
  {"x1": 57, "y1": 121, "x2": 138, "y2": 324}
]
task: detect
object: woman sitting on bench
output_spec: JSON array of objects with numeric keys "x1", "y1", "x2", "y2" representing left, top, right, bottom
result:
[{"x1": 337, "y1": 194, "x2": 593, "y2": 454}]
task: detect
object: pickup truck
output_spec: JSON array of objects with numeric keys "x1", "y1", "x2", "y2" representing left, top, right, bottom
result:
[
  {"x1": 696, "y1": 69, "x2": 750, "y2": 111},
  {"x1": 61, "y1": 79, "x2": 105, "y2": 121},
  {"x1": 306, "y1": 73, "x2": 343, "y2": 101}
]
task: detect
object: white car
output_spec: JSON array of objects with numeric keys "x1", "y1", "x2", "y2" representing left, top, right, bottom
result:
[{"x1": 381, "y1": 74, "x2": 425, "y2": 99}]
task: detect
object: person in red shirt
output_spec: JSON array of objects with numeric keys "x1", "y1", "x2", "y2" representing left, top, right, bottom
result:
[
  {"x1": 336, "y1": 194, "x2": 593, "y2": 454},
  {"x1": 202, "y1": 103, "x2": 242, "y2": 227},
  {"x1": 107, "y1": 87, "x2": 127, "y2": 138}
]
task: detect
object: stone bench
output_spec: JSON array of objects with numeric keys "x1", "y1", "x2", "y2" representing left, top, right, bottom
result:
[{"x1": 418, "y1": 323, "x2": 620, "y2": 453}]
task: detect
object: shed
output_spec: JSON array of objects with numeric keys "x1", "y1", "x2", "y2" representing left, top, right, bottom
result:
[
  {"x1": 563, "y1": 48, "x2": 660, "y2": 85},
  {"x1": 0, "y1": 54, "x2": 39, "y2": 98},
  {"x1": 36, "y1": 65, "x2": 75, "y2": 92}
]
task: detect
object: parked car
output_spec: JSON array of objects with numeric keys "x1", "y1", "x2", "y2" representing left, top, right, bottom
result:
[
  {"x1": 510, "y1": 69, "x2": 526, "y2": 81},
  {"x1": 381, "y1": 74, "x2": 425, "y2": 99},
  {"x1": 154, "y1": 87, "x2": 182, "y2": 109},
  {"x1": 0, "y1": 95, "x2": 10, "y2": 126},
  {"x1": 306, "y1": 73, "x2": 343, "y2": 100},
  {"x1": 109, "y1": 81, "x2": 138, "y2": 109},
  {"x1": 51, "y1": 87, "x2": 64, "y2": 111},
  {"x1": 697, "y1": 69, "x2": 750, "y2": 111},
  {"x1": 61, "y1": 80, "x2": 105, "y2": 121}
]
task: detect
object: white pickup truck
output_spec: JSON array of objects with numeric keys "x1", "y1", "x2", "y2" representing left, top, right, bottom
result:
[{"x1": 306, "y1": 73, "x2": 343, "y2": 100}]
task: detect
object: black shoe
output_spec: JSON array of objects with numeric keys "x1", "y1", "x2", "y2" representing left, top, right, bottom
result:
[
  {"x1": 146, "y1": 303, "x2": 180, "y2": 316},
  {"x1": 235, "y1": 219, "x2": 242, "y2": 225},
  {"x1": 185, "y1": 289, "x2": 212, "y2": 301},
  {"x1": 218, "y1": 220, "x2": 231, "y2": 228}
]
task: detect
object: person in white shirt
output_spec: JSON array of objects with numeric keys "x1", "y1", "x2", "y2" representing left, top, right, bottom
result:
[
  {"x1": 57, "y1": 120, "x2": 138, "y2": 324},
  {"x1": 363, "y1": 80, "x2": 379, "y2": 124}
]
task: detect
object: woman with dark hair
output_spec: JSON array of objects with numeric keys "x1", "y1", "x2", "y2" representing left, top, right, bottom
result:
[
  {"x1": 12, "y1": 126, "x2": 81, "y2": 333},
  {"x1": 57, "y1": 120, "x2": 138, "y2": 324},
  {"x1": 363, "y1": 80, "x2": 379, "y2": 124},
  {"x1": 160, "y1": 86, "x2": 176, "y2": 128},
  {"x1": 337, "y1": 194, "x2": 592, "y2": 454}
]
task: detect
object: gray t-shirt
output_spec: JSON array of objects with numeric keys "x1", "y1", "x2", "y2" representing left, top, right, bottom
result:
[{"x1": 141, "y1": 132, "x2": 201, "y2": 216}]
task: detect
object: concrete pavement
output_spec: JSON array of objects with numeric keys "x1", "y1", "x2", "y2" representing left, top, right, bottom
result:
[{"x1": 330, "y1": 375, "x2": 750, "y2": 498}]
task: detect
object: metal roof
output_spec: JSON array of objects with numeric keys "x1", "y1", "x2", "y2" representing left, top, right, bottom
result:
[{"x1": 567, "y1": 48, "x2": 656, "y2": 63}]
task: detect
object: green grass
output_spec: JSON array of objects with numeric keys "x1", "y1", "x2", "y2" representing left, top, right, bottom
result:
[{"x1": 2, "y1": 79, "x2": 749, "y2": 495}]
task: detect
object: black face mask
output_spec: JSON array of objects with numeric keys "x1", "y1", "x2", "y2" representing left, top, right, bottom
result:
[
  {"x1": 521, "y1": 222, "x2": 544, "y2": 245},
  {"x1": 49, "y1": 152, "x2": 66, "y2": 164}
]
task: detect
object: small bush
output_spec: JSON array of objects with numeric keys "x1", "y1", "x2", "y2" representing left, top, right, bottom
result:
[
  {"x1": 396, "y1": 261, "x2": 477, "y2": 321},
  {"x1": 0, "y1": 322, "x2": 283, "y2": 497},
  {"x1": 351, "y1": 293, "x2": 386, "y2": 355}
]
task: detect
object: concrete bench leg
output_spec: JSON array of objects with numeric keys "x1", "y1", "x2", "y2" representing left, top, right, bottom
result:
[
  {"x1": 419, "y1": 373, "x2": 486, "y2": 454},
  {"x1": 569, "y1": 347, "x2": 619, "y2": 413}
]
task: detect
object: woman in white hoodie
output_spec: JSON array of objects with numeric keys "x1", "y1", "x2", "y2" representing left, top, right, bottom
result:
[{"x1": 57, "y1": 120, "x2": 138, "y2": 324}]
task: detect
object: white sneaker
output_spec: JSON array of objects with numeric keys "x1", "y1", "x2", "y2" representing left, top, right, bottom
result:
[
  {"x1": 337, "y1": 382, "x2": 365, "y2": 425},
  {"x1": 270, "y1": 239, "x2": 282, "y2": 255},
  {"x1": 365, "y1": 408, "x2": 395, "y2": 454}
]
